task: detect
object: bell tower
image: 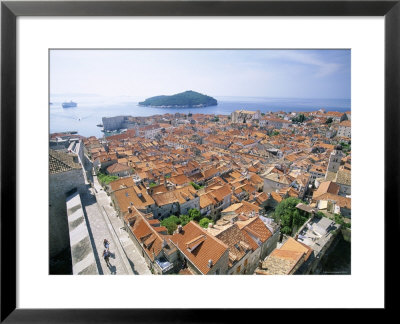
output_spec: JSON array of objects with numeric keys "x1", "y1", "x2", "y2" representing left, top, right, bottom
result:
[{"x1": 327, "y1": 145, "x2": 343, "y2": 173}]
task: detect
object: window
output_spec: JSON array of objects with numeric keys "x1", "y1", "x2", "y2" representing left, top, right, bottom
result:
[
  {"x1": 244, "y1": 259, "x2": 248, "y2": 267},
  {"x1": 236, "y1": 265, "x2": 241, "y2": 273}
]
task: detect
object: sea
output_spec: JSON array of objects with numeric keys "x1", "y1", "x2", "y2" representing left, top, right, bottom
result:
[{"x1": 50, "y1": 94, "x2": 350, "y2": 138}]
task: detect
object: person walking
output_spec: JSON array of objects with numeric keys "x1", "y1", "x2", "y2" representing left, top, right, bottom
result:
[
  {"x1": 103, "y1": 249, "x2": 111, "y2": 267},
  {"x1": 103, "y1": 238, "x2": 110, "y2": 251}
]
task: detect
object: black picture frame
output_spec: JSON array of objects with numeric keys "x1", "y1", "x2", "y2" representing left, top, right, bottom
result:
[{"x1": 1, "y1": 0, "x2": 398, "y2": 322}]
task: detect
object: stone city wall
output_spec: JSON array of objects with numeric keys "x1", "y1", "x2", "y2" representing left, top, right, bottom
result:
[
  {"x1": 66, "y1": 191, "x2": 99, "y2": 275},
  {"x1": 49, "y1": 168, "x2": 86, "y2": 258}
]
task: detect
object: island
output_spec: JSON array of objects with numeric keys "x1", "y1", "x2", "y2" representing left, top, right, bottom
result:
[{"x1": 138, "y1": 90, "x2": 218, "y2": 108}]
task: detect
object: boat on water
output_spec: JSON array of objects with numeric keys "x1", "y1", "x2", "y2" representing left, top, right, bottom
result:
[
  {"x1": 96, "y1": 124, "x2": 103, "y2": 127},
  {"x1": 62, "y1": 101, "x2": 77, "y2": 108}
]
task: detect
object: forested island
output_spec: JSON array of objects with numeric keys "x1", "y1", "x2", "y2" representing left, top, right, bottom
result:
[{"x1": 138, "y1": 90, "x2": 218, "y2": 108}]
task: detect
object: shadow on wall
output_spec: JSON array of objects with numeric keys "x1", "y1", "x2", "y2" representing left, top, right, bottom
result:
[{"x1": 49, "y1": 247, "x2": 72, "y2": 275}]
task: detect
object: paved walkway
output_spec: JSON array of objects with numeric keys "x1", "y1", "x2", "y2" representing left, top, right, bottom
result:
[
  {"x1": 80, "y1": 187, "x2": 132, "y2": 275},
  {"x1": 92, "y1": 175, "x2": 151, "y2": 275}
]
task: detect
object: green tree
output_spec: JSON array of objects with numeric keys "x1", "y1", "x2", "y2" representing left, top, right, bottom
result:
[
  {"x1": 292, "y1": 114, "x2": 306, "y2": 124},
  {"x1": 188, "y1": 208, "x2": 201, "y2": 222},
  {"x1": 325, "y1": 117, "x2": 333, "y2": 124},
  {"x1": 274, "y1": 197, "x2": 309, "y2": 235},
  {"x1": 161, "y1": 215, "x2": 180, "y2": 234},
  {"x1": 199, "y1": 218, "x2": 213, "y2": 228},
  {"x1": 334, "y1": 213, "x2": 351, "y2": 228},
  {"x1": 190, "y1": 182, "x2": 203, "y2": 190},
  {"x1": 179, "y1": 214, "x2": 193, "y2": 226},
  {"x1": 97, "y1": 172, "x2": 119, "y2": 185}
]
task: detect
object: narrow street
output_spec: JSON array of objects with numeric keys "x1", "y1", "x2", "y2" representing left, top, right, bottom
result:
[
  {"x1": 89, "y1": 174, "x2": 151, "y2": 275},
  {"x1": 80, "y1": 187, "x2": 132, "y2": 275}
]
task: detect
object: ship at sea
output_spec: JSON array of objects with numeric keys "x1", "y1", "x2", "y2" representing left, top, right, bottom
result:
[{"x1": 62, "y1": 101, "x2": 77, "y2": 108}]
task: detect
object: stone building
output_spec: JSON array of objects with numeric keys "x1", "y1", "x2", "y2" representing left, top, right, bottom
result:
[
  {"x1": 102, "y1": 115, "x2": 136, "y2": 131},
  {"x1": 337, "y1": 120, "x2": 351, "y2": 138},
  {"x1": 49, "y1": 149, "x2": 86, "y2": 259},
  {"x1": 231, "y1": 110, "x2": 261, "y2": 124},
  {"x1": 262, "y1": 172, "x2": 291, "y2": 193}
]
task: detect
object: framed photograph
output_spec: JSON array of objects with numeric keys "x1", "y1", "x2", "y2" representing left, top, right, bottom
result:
[{"x1": 1, "y1": 0, "x2": 398, "y2": 321}]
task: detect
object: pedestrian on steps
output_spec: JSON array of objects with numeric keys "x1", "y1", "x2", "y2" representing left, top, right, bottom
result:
[
  {"x1": 103, "y1": 249, "x2": 111, "y2": 267},
  {"x1": 103, "y1": 238, "x2": 110, "y2": 251}
]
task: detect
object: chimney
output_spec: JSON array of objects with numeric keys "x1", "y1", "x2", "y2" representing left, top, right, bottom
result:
[
  {"x1": 178, "y1": 225, "x2": 183, "y2": 233},
  {"x1": 208, "y1": 223, "x2": 213, "y2": 229},
  {"x1": 208, "y1": 259, "x2": 213, "y2": 268},
  {"x1": 128, "y1": 206, "x2": 132, "y2": 213}
]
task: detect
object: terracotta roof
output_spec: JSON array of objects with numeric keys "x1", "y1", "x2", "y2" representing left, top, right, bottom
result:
[
  {"x1": 126, "y1": 212, "x2": 175, "y2": 262},
  {"x1": 114, "y1": 185, "x2": 155, "y2": 212},
  {"x1": 325, "y1": 111, "x2": 345, "y2": 117},
  {"x1": 310, "y1": 164, "x2": 327, "y2": 174},
  {"x1": 199, "y1": 194, "x2": 216, "y2": 209},
  {"x1": 256, "y1": 249, "x2": 304, "y2": 275},
  {"x1": 222, "y1": 201, "x2": 260, "y2": 216},
  {"x1": 279, "y1": 186, "x2": 300, "y2": 198},
  {"x1": 208, "y1": 185, "x2": 232, "y2": 202},
  {"x1": 249, "y1": 172, "x2": 263, "y2": 185},
  {"x1": 106, "y1": 163, "x2": 131, "y2": 174},
  {"x1": 152, "y1": 191, "x2": 179, "y2": 206},
  {"x1": 49, "y1": 149, "x2": 81, "y2": 174},
  {"x1": 280, "y1": 237, "x2": 313, "y2": 261},
  {"x1": 339, "y1": 120, "x2": 351, "y2": 127},
  {"x1": 170, "y1": 221, "x2": 228, "y2": 274},
  {"x1": 202, "y1": 166, "x2": 219, "y2": 179},
  {"x1": 255, "y1": 192, "x2": 269, "y2": 205},
  {"x1": 150, "y1": 184, "x2": 169, "y2": 194},
  {"x1": 270, "y1": 192, "x2": 283, "y2": 203},
  {"x1": 215, "y1": 224, "x2": 251, "y2": 267},
  {"x1": 263, "y1": 172, "x2": 291, "y2": 185},
  {"x1": 235, "y1": 216, "x2": 272, "y2": 250},
  {"x1": 168, "y1": 174, "x2": 191, "y2": 186},
  {"x1": 152, "y1": 186, "x2": 198, "y2": 207},
  {"x1": 316, "y1": 193, "x2": 351, "y2": 209},
  {"x1": 313, "y1": 181, "x2": 340, "y2": 199},
  {"x1": 109, "y1": 177, "x2": 135, "y2": 192}
]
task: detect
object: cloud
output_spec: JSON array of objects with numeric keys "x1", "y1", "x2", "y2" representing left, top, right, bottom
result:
[{"x1": 268, "y1": 50, "x2": 342, "y2": 77}]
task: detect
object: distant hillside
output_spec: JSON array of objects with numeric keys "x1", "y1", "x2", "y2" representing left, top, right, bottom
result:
[{"x1": 138, "y1": 90, "x2": 218, "y2": 108}]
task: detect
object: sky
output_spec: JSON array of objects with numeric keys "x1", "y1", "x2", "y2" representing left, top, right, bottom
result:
[{"x1": 50, "y1": 49, "x2": 350, "y2": 99}]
